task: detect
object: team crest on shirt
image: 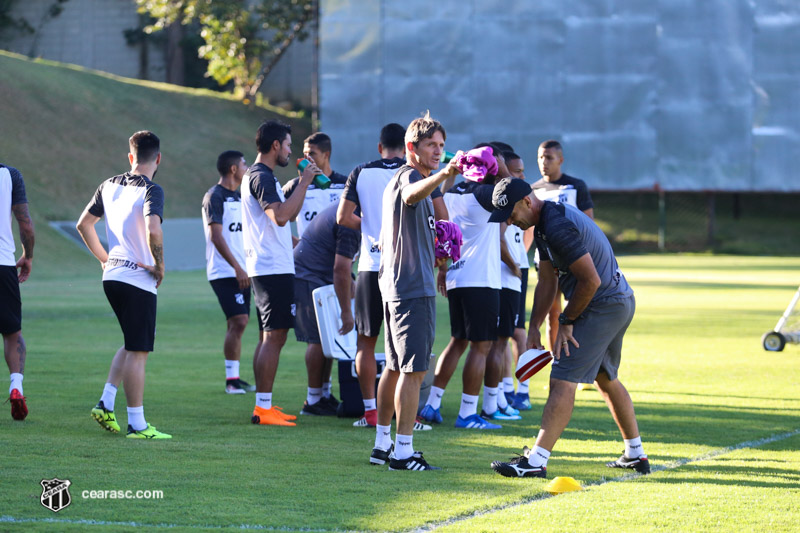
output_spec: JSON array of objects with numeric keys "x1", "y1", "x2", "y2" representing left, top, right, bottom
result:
[
  {"x1": 40, "y1": 478, "x2": 72, "y2": 513},
  {"x1": 428, "y1": 215, "x2": 435, "y2": 229}
]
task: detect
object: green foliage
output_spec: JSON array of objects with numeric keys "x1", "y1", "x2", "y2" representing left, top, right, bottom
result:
[{"x1": 135, "y1": 0, "x2": 313, "y2": 98}]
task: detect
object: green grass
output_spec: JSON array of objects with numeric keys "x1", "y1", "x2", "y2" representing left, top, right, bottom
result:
[
  {"x1": 2, "y1": 255, "x2": 799, "y2": 532},
  {"x1": 0, "y1": 50, "x2": 311, "y2": 279}
]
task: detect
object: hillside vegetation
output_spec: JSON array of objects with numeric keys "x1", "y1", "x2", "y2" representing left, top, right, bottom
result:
[{"x1": 0, "y1": 50, "x2": 310, "y2": 277}]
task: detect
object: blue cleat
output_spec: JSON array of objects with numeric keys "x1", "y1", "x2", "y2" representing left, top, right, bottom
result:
[
  {"x1": 455, "y1": 413, "x2": 502, "y2": 429},
  {"x1": 481, "y1": 406, "x2": 522, "y2": 421},
  {"x1": 512, "y1": 392, "x2": 532, "y2": 411},
  {"x1": 419, "y1": 404, "x2": 443, "y2": 424}
]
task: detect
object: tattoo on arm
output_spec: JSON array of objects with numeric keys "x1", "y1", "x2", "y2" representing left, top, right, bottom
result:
[
  {"x1": 150, "y1": 243, "x2": 164, "y2": 270},
  {"x1": 11, "y1": 204, "x2": 35, "y2": 257}
]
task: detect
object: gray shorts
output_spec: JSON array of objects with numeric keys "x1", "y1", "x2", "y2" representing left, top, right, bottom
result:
[
  {"x1": 550, "y1": 295, "x2": 635, "y2": 384},
  {"x1": 384, "y1": 296, "x2": 435, "y2": 373},
  {"x1": 293, "y1": 278, "x2": 322, "y2": 344}
]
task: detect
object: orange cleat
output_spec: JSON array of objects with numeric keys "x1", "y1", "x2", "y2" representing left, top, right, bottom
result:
[
  {"x1": 9, "y1": 389, "x2": 28, "y2": 421},
  {"x1": 271, "y1": 405, "x2": 297, "y2": 421},
  {"x1": 251, "y1": 406, "x2": 296, "y2": 426}
]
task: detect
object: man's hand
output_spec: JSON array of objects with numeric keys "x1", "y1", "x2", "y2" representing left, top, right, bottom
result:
[
  {"x1": 437, "y1": 265, "x2": 448, "y2": 297},
  {"x1": 15, "y1": 255, "x2": 32, "y2": 283},
  {"x1": 554, "y1": 324, "x2": 579, "y2": 360},
  {"x1": 234, "y1": 265, "x2": 250, "y2": 290},
  {"x1": 299, "y1": 157, "x2": 322, "y2": 185},
  {"x1": 527, "y1": 328, "x2": 544, "y2": 350},
  {"x1": 339, "y1": 309, "x2": 355, "y2": 335},
  {"x1": 138, "y1": 263, "x2": 164, "y2": 288}
]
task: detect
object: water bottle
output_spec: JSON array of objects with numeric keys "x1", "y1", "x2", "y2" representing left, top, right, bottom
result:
[
  {"x1": 296, "y1": 158, "x2": 331, "y2": 189},
  {"x1": 442, "y1": 151, "x2": 456, "y2": 164}
]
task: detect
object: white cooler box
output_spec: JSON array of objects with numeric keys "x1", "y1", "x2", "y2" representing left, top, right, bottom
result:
[{"x1": 312, "y1": 284, "x2": 357, "y2": 360}]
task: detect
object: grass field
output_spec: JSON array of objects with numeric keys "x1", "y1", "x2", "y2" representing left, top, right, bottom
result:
[{"x1": 2, "y1": 254, "x2": 799, "y2": 532}]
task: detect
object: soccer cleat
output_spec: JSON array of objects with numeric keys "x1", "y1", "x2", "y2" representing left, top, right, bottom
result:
[
  {"x1": 389, "y1": 451, "x2": 441, "y2": 471},
  {"x1": 91, "y1": 401, "x2": 120, "y2": 433},
  {"x1": 9, "y1": 389, "x2": 28, "y2": 421},
  {"x1": 606, "y1": 454, "x2": 651, "y2": 475},
  {"x1": 480, "y1": 408, "x2": 522, "y2": 421},
  {"x1": 272, "y1": 405, "x2": 297, "y2": 421},
  {"x1": 413, "y1": 417, "x2": 432, "y2": 431},
  {"x1": 500, "y1": 404, "x2": 520, "y2": 416},
  {"x1": 504, "y1": 391, "x2": 516, "y2": 406},
  {"x1": 419, "y1": 404, "x2": 443, "y2": 424},
  {"x1": 321, "y1": 394, "x2": 340, "y2": 410},
  {"x1": 511, "y1": 392, "x2": 532, "y2": 411},
  {"x1": 126, "y1": 424, "x2": 172, "y2": 439},
  {"x1": 491, "y1": 447, "x2": 547, "y2": 478},
  {"x1": 225, "y1": 379, "x2": 247, "y2": 395},
  {"x1": 300, "y1": 400, "x2": 336, "y2": 416},
  {"x1": 353, "y1": 416, "x2": 375, "y2": 428},
  {"x1": 236, "y1": 378, "x2": 256, "y2": 392},
  {"x1": 370, "y1": 443, "x2": 394, "y2": 466},
  {"x1": 455, "y1": 413, "x2": 502, "y2": 429},
  {"x1": 251, "y1": 406, "x2": 296, "y2": 426}
]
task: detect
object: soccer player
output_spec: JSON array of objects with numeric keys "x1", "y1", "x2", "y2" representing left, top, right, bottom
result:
[
  {"x1": 77, "y1": 131, "x2": 171, "y2": 439},
  {"x1": 1, "y1": 163, "x2": 34, "y2": 421},
  {"x1": 292, "y1": 202, "x2": 359, "y2": 416},
  {"x1": 532, "y1": 140, "x2": 594, "y2": 354},
  {"x1": 370, "y1": 112, "x2": 460, "y2": 470},
  {"x1": 201, "y1": 150, "x2": 255, "y2": 395},
  {"x1": 488, "y1": 177, "x2": 649, "y2": 478},
  {"x1": 283, "y1": 132, "x2": 348, "y2": 237},
  {"x1": 338, "y1": 123, "x2": 447, "y2": 428},
  {"x1": 242, "y1": 120, "x2": 320, "y2": 427}
]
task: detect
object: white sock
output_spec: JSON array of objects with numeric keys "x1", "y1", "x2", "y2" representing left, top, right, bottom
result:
[
  {"x1": 255, "y1": 392, "x2": 272, "y2": 410},
  {"x1": 502, "y1": 377, "x2": 515, "y2": 394},
  {"x1": 624, "y1": 436, "x2": 645, "y2": 458},
  {"x1": 483, "y1": 386, "x2": 499, "y2": 415},
  {"x1": 9, "y1": 373, "x2": 23, "y2": 395},
  {"x1": 363, "y1": 398, "x2": 376, "y2": 411},
  {"x1": 225, "y1": 360, "x2": 240, "y2": 380},
  {"x1": 322, "y1": 380, "x2": 332, "y2": 398},
  {"x1": 394, "y1": 433, "x2": 414, "y2": 461},
  {"x1": 100, "y1": 383, "x2": 118, "y2": 411},
  {"x1": 497, "y1": 387, "x2": 509, "y2": 410},
  {"x1": 528, "y1": 446, "x2": 550, "y2": 468},
  {"x1": 426, "y1": 386, "x2": 445, "y2": 409},
  {"x1": 374, "y1": 424, "x2": 392, "y2": 451},
  {"x1": 517, "y1": 380, "x2": 529, "y2": 395},
  {"x1": 458, "y1": 393, "x2": 479, "y2": 419},
  {"x1": 306, "y1": 387, "x2": 322, "y2": 405},
  {"x1": 127, "y1": 405, "x2": 147, "y2": 431}
]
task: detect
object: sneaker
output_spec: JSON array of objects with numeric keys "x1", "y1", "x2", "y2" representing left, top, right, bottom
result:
[
  {"x1": 511, "y1": 392, "x2": 532, "y2": 411},
  {"x1": 491, "y1": 447, "x2": 547, "y2": 478},
  {"x1": 126, "y1": 424, "x2": 172, "y2": 439},
  {"x1": 370, "y1": 443, "x2": 394, "y2": 466},
  {"x1": 606, "y1": 453, "x2": 651, "y2": 475},
  {"x1": 9, "y1": 389, "x2": 27, "y2": 421},
  {"x1": 455, "y1": 413, "x2": 502, "y2": 429},
  {"x1": 413, "y1": 417, "x2": 432, "y2": 431},
  {"x1": 225, "y1": 379, "x2": 247, "y2": 395},
  {"x1": 251, "y1": 406, "x2": 296, "y2": 426},
  {"x1": 300, "y1": 400, "x2": 336, "y2": 416},
  {"x1": 321, "y1": 394, "x2": 340, "y2": 410},
  {"x1": 419, "y1": 404, "x2": 443, "y2": 424},
  {"x1": 91, "y1": 401, "x2": 120, "y2": 433},
  {"x1": 389, "y1": 451, "x2": 441, "y2": 471},
  {"x1": 480, "y1": 408, "x2": 522, "y2": 421}
]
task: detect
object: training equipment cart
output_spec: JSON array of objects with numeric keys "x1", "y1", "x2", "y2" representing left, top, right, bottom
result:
[{"x1": 762, "y1": 285, "x2": 800, "y2": 351}]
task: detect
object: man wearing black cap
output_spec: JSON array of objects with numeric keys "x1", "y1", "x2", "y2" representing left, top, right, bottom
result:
[{"x1": 487, "y1": 178, "x2": 650, "y2": 478}]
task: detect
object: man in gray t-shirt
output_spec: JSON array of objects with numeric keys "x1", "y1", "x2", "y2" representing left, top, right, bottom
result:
[
  {"x1": 369, "y1": 113, "x2": 459, "y2": 471},
  {"x1": 488, "y1": 177, "x2": 650, "y2": 479}
]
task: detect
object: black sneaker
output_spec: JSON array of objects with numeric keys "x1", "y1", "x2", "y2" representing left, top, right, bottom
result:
[
  {"x1": 370, "y1": 444, "x2": 393, "y2": 466},
  {"x1": 389, "y1": 451, "x2": 441, "y2": 471},
  {"x1": 236, "y1": 378, "x2": 256, "y2": 392},
  {"x1": 606, "y1": 453, "x2": 651, "y2": 474},
  {"x1": 320, "y1": 394, "x2": 340, "y2": 410},
  {"x1": 491, "y1": 447, "x2": 547, "y2": 478},
  {"x1": 300, "y1": 400, "x2": 336, "y2": 416}
]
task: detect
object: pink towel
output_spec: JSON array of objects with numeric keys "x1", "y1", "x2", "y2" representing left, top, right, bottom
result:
[
  {"x1": 435, "y1": 220, "x2": 463, "y2": 262},
  {"x1": 454, "y1": 146, "x2": 498, "y2": 182}
]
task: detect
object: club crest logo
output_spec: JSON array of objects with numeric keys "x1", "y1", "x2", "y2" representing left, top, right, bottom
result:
[
  {"x1": 496, "y1": 194, "x2": 508, "y2": 207},
  {"x1": 40, "y1": 478, "x2": 72, "y2": 513}
]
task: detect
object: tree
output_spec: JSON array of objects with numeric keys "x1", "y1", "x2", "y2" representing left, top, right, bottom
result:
[{"x1": 135, "y1": 0, "x2": 313, "y2": 99}]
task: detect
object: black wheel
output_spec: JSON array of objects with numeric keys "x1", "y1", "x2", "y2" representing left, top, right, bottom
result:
[{"x1": 762, "y1": 331, "x2": 786, "y2": 352}]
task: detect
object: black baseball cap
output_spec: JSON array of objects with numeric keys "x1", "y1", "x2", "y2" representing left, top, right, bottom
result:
[{"x1": 488, "y1": 178, "x2": 532, "y2": 223}]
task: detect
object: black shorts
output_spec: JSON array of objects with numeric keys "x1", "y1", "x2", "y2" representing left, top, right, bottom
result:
[
  {"x1": 103, "y1": 280, "x2": 157, "y2": 352},
  {"x1": 294, "y1": 277, "x2": 321, "y2": 344},
  {"x1": 355, "y1": 271, "x2": 383, "y2": 337},
  {"x1": 210, "y1": 277, "x2": 251, "y2": 319},
  {"x1": 447, "y1": 287, "x2": 500, "y2": 342},
  {"x1": 0, "y1": 265, "x2": 21, "y2": 334},
  {"x1": 515, "y1": 268, "x2": 529, "y2": 329},
  {"x1": 498, "y1": 288, "x2": 521, "y2": 338},
  {"x1": 251, "y1": 274, "x2": 295, "y2": 331}
]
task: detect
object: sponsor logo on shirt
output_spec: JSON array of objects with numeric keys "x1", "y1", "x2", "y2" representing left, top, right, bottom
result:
[
  {"x1": 228, "y1": 222, "x2": 242, "y2": 232},
  {"x1": 106, "y1": 258, "x2": 139, "y2": 270}
]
